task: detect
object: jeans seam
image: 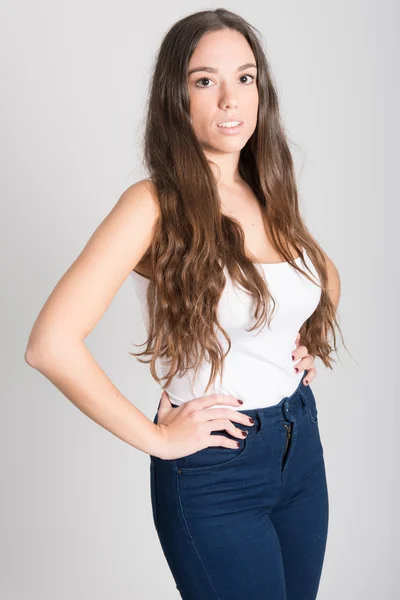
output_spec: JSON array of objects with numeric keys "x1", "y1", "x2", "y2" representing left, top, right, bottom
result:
[
  {"x1": 174, "y1": 459, "x2": 222, "y2": 600},
  {"x1": 150, "y1": 458, "x2": 159, "y2": 532}
]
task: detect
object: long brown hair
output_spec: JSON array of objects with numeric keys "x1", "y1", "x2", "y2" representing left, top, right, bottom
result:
[{"x1": 130, "y1": 8, "x2": 346, "y2": 393}]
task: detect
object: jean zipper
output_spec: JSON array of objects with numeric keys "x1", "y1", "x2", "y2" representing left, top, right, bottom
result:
[{"x1": 282, "y1": 423, "x2": 292, "y2": 462}]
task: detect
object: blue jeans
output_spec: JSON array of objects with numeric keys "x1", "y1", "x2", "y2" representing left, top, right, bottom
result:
[{"x1": 150, "y1": 371, "x2": 329, "y2": 599}]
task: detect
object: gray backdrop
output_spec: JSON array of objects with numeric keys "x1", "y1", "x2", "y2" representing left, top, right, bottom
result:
[{"x1": 1, "y1": 1, "x2": 398, "y2": 598}]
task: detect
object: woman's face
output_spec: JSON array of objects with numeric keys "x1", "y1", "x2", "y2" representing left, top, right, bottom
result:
[{"x1": 187, "y1": 29, "x2": 259, "y2": 153}]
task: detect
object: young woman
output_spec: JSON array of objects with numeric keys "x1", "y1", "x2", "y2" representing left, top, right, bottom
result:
[{"x1": 25, "y1": 8, "x2": 342, "y2": 600}]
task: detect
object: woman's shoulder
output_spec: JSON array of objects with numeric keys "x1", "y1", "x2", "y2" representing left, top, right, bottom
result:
[{"x1": 119, "y1": 179, "x2": 160, "y2": 215}]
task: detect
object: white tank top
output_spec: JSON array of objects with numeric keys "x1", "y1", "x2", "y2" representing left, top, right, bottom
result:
[{"x1": 130, "y1": 248, "x2": 321, "y2": 410}]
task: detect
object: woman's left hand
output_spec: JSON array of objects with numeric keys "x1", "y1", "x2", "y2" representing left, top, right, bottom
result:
[{"x1": 292, "y1": 333, "x2": 316, "y2": 386}]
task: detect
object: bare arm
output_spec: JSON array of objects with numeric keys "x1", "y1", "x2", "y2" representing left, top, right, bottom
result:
[
  {"x1": 322, "y1": 250, "x2": 341, "y2": 311},
  {"x1": 24, "y1": 179, "x2": 165, "y2": 458}
]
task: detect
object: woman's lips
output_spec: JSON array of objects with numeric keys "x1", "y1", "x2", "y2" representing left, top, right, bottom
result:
[{"x1": 216, "y1": 122, "x2": 244, "y2": 135}]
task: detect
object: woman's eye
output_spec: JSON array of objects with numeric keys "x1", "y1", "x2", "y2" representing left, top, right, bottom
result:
[
  {"x1": 240, "y1": 74, "x2": 256, "y2": 84},
  {"x1": 194, "y1": 74, "x2": 256, "y2": 88},
  {"x1": 195, "y1": 77, "x2": 214, "y2": 88}
]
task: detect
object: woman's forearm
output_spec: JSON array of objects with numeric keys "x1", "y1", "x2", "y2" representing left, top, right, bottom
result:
[{"x1": 25, "y1": 340, "x2": 164, "y2": 458}]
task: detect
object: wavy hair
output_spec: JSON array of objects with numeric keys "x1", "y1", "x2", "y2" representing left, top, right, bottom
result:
[{"x1": 130, "y1": 8, "x2": 346, "y2": 393}]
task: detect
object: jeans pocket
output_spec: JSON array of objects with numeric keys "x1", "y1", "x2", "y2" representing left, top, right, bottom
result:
[{"x1": 174, "y1": 430, "x2": 249, "y2": 474}]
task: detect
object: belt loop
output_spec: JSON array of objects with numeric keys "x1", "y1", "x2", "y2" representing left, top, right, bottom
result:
[{"x1": 299, "y1": 389, "x2": 307, "y2": 409}]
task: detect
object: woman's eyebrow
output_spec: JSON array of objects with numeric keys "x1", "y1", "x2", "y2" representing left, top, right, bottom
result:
[{"x1": 188, "y1": 62, "x2": 257, "y2": 76}]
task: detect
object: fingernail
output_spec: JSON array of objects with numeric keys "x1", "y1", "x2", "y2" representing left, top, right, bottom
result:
[
  {"x1": 294, "y1": 367, "x2": 299, "y2": 373},
  {"x1": 304, "y1": 380, "x2": 308, "y2": 385},
  {"x1": 237, "y1": 399, "x2": 243, "y2": 404},
  {"x1": 292, "y1": 355, "x2": 295, "y2": 361}
]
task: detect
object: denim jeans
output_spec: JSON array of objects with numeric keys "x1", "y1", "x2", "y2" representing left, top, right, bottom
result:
[{"x1": 149, "y1": 370, "x2": 329, "y2": 599}]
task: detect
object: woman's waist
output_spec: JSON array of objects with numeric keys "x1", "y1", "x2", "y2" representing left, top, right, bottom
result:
[{"x1": 163, "y1": 364, "x2": 304, "y2": 411}]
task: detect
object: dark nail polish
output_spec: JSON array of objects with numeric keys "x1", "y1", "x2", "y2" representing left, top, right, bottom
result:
[
  {"x1": 292, "y1": 355, "x2": 295, "y2": 361},
  {"x1": 237, "y1": 399, "x2": 243, "y2": 404},
  {"x1": 237, "y1": 442, "x2": 240, "y2": 447},
  {"x1": 242, "y1": 430, "x2": 248, "y2": 437},
  {"x1": 249, "y1": 418, "x2": 254, "y2": 423},
  {"x1": 294, "y1": 367, "x2": 299, "y2": 373},
  {"x1": 304, "y1": 380, "x2": 308, "y2": 385}
]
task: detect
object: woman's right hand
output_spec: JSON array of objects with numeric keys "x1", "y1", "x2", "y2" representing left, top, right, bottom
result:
[{"x1": 155, "y1": 390, "x2": 256, "y2": 460}]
